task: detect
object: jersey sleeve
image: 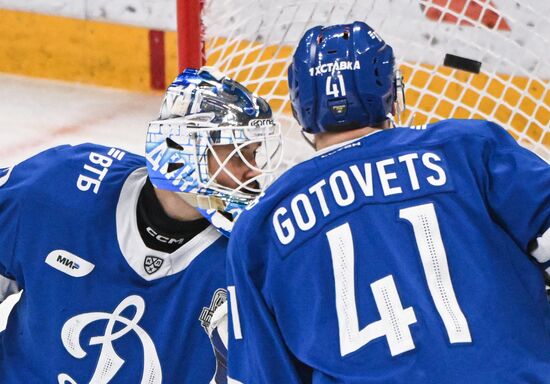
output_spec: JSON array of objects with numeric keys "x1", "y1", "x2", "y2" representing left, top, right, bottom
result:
[
  {"x1": 483, "y1": 124, "x2": 550, "y2": 272},
  {"x1": 0, "y1": 145, "x2": 72, "y2": 291},
  {"x1": 0, "y1": 165, "x2": 23, "y2": 292},
  {"x1": 226, "y1": 231, "x2": 307, "y2": 384}
]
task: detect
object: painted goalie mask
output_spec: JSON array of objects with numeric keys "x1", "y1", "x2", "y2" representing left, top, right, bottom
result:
[{"x1": 146, "y1": 67, "x2": 283, "y2": 225}]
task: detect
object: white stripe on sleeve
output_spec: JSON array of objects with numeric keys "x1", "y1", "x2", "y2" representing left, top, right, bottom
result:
[
  {"x1": 0, "y1": 274, "x2": 20, "y2": 302},
  {"x1": 531, "y1": 228, "x2": 550, "y2": 264}
]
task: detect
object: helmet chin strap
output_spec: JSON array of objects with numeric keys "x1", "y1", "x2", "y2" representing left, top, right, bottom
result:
[
  {"x1": 177, "y1": 192, "x2": 228, "y2": 211},
  {"x1": 180, "y1": 193, "x2": 243, "y2": 238},
  {"x1": 301, "y1": 130, "x2": 316, "y2": 149},
  {"x1": 386, "y1": 113, "x2": 397, "y2": 128}
]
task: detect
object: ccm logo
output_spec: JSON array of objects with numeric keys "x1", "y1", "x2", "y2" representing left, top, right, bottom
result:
[
  {"x1": 45, "y1": 250, "x2": 95, "y2": 277},
  {"x1": 146, "y1": 227, "x2": 186, "y2": 245}
]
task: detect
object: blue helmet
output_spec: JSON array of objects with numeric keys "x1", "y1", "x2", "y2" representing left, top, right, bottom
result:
[
  {"x1": 288, "y1": 21, "x2": 405, "y2": 133},
  {"x1": 145, "y1": 67, "x2": 283, "y2": 224}
]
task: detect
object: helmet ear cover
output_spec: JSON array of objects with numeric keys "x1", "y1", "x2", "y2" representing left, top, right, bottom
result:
[{"x1": 288, "y1": 21, "x2": 405, "y2": 134}]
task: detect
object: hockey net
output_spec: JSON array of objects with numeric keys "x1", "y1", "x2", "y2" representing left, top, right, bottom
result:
[{"x1": 181, "y1": 0, "x2": 550, "y2": 164}]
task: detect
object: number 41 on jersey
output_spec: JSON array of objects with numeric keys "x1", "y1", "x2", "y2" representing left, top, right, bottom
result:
[{"x1": 327, "y1": 203, "x2": 472, "y2": 357}]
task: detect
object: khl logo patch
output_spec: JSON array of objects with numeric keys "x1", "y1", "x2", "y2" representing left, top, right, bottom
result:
[{"x1": 144, "y1": 256, "x2": 164, "y2": 275}]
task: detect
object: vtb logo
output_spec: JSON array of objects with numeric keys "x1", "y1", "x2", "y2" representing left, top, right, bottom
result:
[{"x1": 45, "y1": 250, "x2": 95, "y2": 277}]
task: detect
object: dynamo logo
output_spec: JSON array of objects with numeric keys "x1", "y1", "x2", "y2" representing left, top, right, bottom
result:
[{"x1": 59, "y1": 295, "x2": 161, "y2": 384}]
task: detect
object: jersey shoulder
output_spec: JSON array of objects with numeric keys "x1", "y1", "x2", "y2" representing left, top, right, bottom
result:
[
  {"x1": 0, "y1": 143, "x2": 145, "y2": 233},
  {"x1": 418, "y1": 118, "x2": 517, "y2": 147},
  {"x1": 1, "y1": 143, "x2": 143, "y2": 199},
  {"x1": 0, "y1": 143, "x2": 144, "y2": 275}
]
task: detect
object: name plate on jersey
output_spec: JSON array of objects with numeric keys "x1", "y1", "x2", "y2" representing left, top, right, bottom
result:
[{"x1": 271, "y1": 149, "x2": 455, "y2": 249}]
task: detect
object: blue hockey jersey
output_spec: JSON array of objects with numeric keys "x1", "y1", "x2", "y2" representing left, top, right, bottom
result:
[
  {"x1": 0, "y1": 144, "x2": 227, "y2": 383},
  {"x1": 227, "y1": 119, "x2": 550, "y2": 383}
]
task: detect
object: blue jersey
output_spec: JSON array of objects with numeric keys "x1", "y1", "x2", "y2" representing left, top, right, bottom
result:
[
  {"x1": 227, "y1": 120, "x2": 550, "y2": 384},
  {"x1": 0, "y1": 144, "x2": 227, "y2": 383}
]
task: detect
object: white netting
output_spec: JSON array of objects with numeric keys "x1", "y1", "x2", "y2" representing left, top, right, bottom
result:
[{"x1": 202, "y1": 0, "x2": 550, "y2": 164}]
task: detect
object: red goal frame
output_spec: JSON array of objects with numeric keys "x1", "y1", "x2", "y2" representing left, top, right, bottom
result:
[{"x1": 176, "y1": 0, "x2": 206, "y2": 72}]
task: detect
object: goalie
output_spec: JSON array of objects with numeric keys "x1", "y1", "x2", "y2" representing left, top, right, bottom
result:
[{"x1": 0, "y1": 68, "x2": 282, "y2": 383}]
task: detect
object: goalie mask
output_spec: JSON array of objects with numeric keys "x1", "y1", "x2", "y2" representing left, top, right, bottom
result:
[{"x1": 145, "y1": 67, "x2": 283, "y2": 226}]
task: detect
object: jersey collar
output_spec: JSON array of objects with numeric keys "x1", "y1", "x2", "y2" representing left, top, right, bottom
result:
[
  {"x1": 311, "y1": 129, "x2": 386, "y2": 160},
  {"x1": 116, "y1": 168, "x2": 222, "y2": 281}
]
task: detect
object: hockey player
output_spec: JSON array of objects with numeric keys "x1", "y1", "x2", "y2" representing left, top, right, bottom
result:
[
  {"x1": 0, "y1": 68, "x2": 282, "y2": 383},
  {"x1": 226, "y1": 22, "x2": 550, "y2": 383}
]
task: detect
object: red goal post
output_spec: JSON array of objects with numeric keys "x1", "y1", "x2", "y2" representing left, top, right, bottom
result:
[
  {"x1": 177, "y1": 0, "x2": 550, "y2": 165},
  {"x1": 176, "y1": 0, "x2": 205, "y2": 71}
]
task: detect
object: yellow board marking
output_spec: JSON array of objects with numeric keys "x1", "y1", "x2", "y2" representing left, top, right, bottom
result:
[{"x1": 0, "y1": 9, "x2": 150, "y2": 91}]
